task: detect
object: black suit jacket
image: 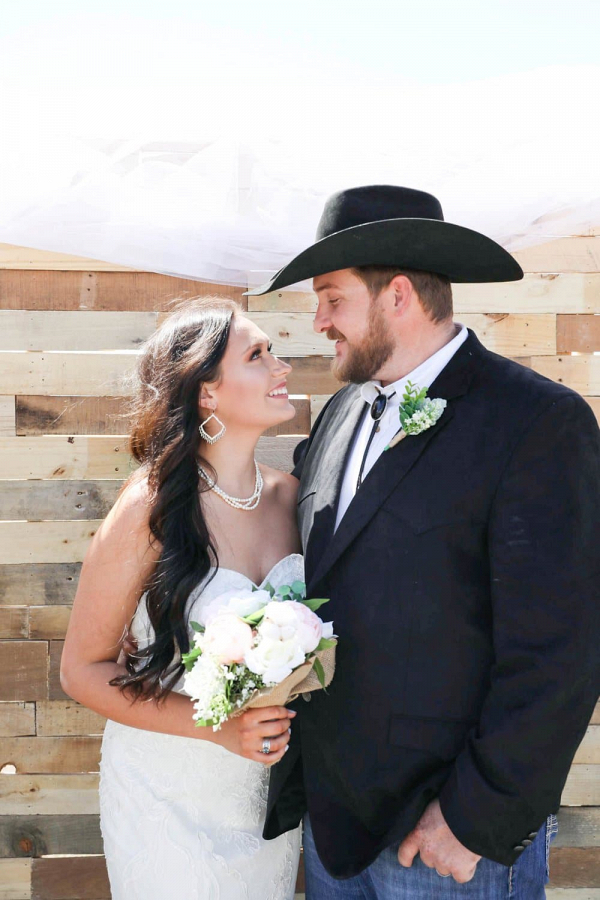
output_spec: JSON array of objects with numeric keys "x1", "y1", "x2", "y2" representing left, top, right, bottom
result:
[{"x1": 264, "y1": 328, "x2": 600, "y2": 877}]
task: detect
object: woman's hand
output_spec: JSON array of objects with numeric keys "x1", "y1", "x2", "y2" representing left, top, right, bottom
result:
[{"x1": 215, "y1": 707, "x2": 296, "y2": 765}]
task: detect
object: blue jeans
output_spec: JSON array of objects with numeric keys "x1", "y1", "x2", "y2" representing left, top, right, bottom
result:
[{"x1": 303, "y1": 813, "x2": 559, "y2": 899}]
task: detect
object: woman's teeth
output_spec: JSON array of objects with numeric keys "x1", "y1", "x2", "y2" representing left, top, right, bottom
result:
[{"x1": 268, "y1": 388, "x2": 288, "y2": 397}]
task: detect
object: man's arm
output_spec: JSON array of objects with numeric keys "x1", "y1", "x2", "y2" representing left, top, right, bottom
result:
[{"x1": 437, "y1": 392, "x2": 600, "y2": 865}]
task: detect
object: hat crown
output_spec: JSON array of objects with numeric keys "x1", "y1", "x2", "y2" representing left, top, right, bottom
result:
[{"x1": 316, "y1": 185, "x2": 444, "y2": 240}]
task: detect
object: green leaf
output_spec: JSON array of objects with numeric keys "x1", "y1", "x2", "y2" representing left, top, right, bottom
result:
[
  {"x1": 302, "y1": 597, "x2": 330, "y2": 613},
  {"x1": 291, "y1": 580, "x2": 306, "y2": 595},
  {"x1": 242, "y1": 610, "x2": 266, "y2": 625},
  {"x1": 181, "y1": 646, "x2": 203, "y2": 671},
  {"x1": 190, "y1": 620, "x2": 204, "y2": 633},
  {"x1": 312, "y1": 657, "x2": 326, "y2": 690},
  {"x1": 315, "y1": 637, "x2": 337, "y2": 652},
  {"x1": 195, "y1": 717, "x2": 215, "y2": 728},
  {"x1": 278, "y1": 585, "x2": 291, "y2": 597}
]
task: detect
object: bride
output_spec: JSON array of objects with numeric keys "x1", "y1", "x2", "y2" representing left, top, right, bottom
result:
[{"x1": 60, "y1": 296, "x2": 303, "y2": 900}]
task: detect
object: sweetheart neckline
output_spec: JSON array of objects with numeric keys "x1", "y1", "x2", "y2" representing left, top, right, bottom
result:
[{"x1": 208, "y1": 552, "x2": 304, "y2": 589}]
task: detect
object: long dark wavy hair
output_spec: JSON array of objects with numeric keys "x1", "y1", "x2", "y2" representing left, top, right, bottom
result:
[{"x1": 109, "y1": 295, "x2": 240, "y2": 703}]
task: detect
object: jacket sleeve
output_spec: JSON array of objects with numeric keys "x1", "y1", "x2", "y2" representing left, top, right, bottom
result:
[{"x1": 438, "y1": 392, "x2": 600, "y2": 866}]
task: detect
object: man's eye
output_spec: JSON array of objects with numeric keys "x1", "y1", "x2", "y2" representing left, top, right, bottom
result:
[{"x1": 329, "y1": 298, "x2": 340, "y2": 305}]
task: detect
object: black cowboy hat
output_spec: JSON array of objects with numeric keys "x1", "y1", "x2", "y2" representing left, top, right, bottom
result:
[{"x1": 245, "y1": 185, "x2": 523, "y2": 295}]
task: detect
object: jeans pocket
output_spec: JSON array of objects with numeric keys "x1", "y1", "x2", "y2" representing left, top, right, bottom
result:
[{"x1": 545, "y1": 813, "x2": 559, "y2": 880}]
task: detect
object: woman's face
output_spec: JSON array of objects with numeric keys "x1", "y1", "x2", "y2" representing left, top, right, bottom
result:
[{"x1": 201, "y1": 314, "x2": 295, "y2": 433}]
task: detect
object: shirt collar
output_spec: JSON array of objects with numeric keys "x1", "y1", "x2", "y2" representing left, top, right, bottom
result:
[{"x1": 360, "y1": 322, "x2": 468, "y2": 411}]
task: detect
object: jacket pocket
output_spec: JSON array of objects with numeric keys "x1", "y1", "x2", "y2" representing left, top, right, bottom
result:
[{"x1": 388, "y1": 713, "x2": 476, "y2": 761}]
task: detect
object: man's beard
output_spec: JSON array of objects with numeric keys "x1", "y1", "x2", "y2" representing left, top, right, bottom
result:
[{"x1": 329, "y1": 299, "x2": 395, "y2": 383}]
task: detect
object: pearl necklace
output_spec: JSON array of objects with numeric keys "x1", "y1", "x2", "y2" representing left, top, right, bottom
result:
[{"x1": 197, "y1": 460, "x2": 263, "y2": 511}]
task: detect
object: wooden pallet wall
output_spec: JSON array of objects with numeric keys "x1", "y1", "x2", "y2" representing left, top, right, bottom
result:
[{"x1": 0, "y1": 239, "x2": 599, "y2": 899}]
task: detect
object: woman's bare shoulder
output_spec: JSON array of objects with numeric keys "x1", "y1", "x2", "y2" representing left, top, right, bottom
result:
[{"x1": 260, "y1": 465, "x2": 299, "y2": 504}]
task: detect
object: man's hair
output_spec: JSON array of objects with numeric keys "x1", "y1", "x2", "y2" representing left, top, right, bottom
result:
[{"x1": 351, "y1": 266, "x2": 453, "y2": 324}]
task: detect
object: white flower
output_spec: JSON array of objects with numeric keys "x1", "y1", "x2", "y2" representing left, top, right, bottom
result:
[
  {"x1": 245, "y1": 637, "x2": 306, "y2": 685},
  {"x1": 403, "y1": 397, "x2": 447, "y2": 435},
  {"x1": 183, "y1": 652, "x2": 227, "y2": 710},
  {"x1": 199, "y1": 588, "x2": 271, "y2": 627},
  {"x1": 258, "y1": 600, "x2": 327, "y2": 654}
]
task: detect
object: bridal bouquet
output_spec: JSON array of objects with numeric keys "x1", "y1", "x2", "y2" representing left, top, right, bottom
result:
[{"x1": 181, "y1": 580, "x2": 337, "y2": 730}]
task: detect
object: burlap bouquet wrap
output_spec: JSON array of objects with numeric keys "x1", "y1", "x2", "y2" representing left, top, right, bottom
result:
[{"x1": 232, "y1": 643, "x2": 336, "y2": 715}]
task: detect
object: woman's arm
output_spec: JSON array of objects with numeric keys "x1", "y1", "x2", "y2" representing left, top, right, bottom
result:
[{"x1": 60, "y1": 475, "x2": 294, "y2": 761}]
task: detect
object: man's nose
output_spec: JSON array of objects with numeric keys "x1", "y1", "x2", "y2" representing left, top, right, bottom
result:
[{"x1": 313, "y1": 301, "x2": 332, "y2": 334}]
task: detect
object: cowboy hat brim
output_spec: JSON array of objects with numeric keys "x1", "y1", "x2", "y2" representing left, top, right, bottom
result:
[{"x1": 245, "y1": 218, "x2": 523, "y2": 295}]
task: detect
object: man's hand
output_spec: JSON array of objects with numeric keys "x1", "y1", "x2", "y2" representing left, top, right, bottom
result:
[{"x1": 397, "y1": 799, "x2": 482, "y2": 884}]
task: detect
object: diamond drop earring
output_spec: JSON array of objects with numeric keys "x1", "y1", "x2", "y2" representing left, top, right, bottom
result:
[{"x1": 199, "y1": 410, "x2": 226, "y2": 444}]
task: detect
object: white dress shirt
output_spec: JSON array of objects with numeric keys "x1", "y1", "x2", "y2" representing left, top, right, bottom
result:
[{"x1": 334, "y1": 323, "x2": 469, "y2": 532}]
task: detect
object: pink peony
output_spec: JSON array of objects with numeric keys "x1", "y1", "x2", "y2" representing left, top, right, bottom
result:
[
  {"x1": 289, "y1": 601, "x2": 324, "y2": 654},
  {"x1": 202, "y1": 613, "x2": 254, "y2": 665}
]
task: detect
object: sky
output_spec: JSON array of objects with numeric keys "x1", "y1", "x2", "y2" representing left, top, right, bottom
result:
[{"x1": 1, "y1": 0, "x2": 599, "y2": 137}]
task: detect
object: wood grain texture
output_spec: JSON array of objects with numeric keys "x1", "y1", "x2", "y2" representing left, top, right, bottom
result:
[
  {"x1": 31, "y1": 855, "x2": 110, "y2": 899},
  {"x1": 0, "y1": 244, "x2": 134, "y2": 272},
  {"x1": 0, "y1": 737, "x2": 101, "y2": 775},
  {"x1": 556, "y1": 315, "x2": 600, "y2": 353},
  {"x1": 547, "y1": 891, "x2": 600, "y2": 899},
  {"x1": 0, "y1": 267, "x2": 246, "y2": 310},
  {"x1": 0, "y1": 814, "x2": 102, "y2": 859},
  {"x1": 0, "y1": 564, "x2": 82, "y2": 607},
  {"x1": 531, "y1": 355, "x2": 600, "y2": 395},
  {"x1": 0, "y1": 436, "x2": 134, "y2": 479},
  {"x1": 0, "y1": 482, "x2": 121, "y2": 521},
  {"x1": 0, "y1": 857, "x2": 30, "y2": 900},
  {"x1": 548, "y1": 848, "x2": 600, "y2": 888},
  {"x1": 0, "y1": 397, "x2": 15, "y2": 436},
  {"x1": 35, "y1": 702, "x2": 105, "y2": 737},
  {"x1": 28, "y1": 608, "x2": 71, "y2": 641},
  {"x1": 0, "y1": 522, "x2": 102, "y2": 565},
  {"x1": 0, "y1": 609, "x2": 28, "y2": 639},
  {"x1": 514, "y1": 237, "x2": 600, "y2": 273},
  {"x1": 16, "y1": 396, "x2": 130, "y2": 436},
  {"x1": 0, "y1": 311, "x2": 158, "y2": 351},
  {"x1": 0, "y1": 643, "x2": 48, "y2": 702},
  {"x1": 555, "y1": 809, "x2": 600, "y2": 848},
  {"x1": 48, "y1": 642, "x2": 68, "y2": 701},
  {"x1": 562, "y1": 767, "x2": 600, "y2": 806},
  {"x1": 0, "y1": 775, "x2": 99, "y2": 815},
  {"x1": 0, "y1": 703, "x2": 36, "y2": 738}
]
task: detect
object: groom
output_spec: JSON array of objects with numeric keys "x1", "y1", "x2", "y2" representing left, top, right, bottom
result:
[{"x1": 247, "y1": 186, "x2": 600, "y2": 897}]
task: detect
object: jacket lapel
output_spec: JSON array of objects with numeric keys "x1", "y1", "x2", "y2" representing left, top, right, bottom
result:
[
  {"x1": 306, "y1": 329, "x2": 484, "y2": 592},
  {"x1": 304, "y1": 385, "x2": 366, "y2": 576}
]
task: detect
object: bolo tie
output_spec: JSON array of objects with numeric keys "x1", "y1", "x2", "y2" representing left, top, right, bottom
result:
[{"x1": 355, "y1": 388, "x2": 396, "y2": 491}]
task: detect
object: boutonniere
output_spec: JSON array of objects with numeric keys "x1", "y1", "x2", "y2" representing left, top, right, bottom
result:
[{"x1": 385, "y1": 380, "x2": 447, "y2": 450}]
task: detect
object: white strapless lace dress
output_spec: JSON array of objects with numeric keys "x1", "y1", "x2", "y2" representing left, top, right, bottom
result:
[{"x1": 99, "y1": 553, "x2": 304, "y2": 900}]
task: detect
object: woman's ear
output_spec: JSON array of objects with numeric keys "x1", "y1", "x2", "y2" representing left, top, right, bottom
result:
[{"x1": 199, "y1": 384, "x2": 217, "y2": 412}]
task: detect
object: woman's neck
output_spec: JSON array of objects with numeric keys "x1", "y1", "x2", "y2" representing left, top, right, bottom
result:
[{"x1": 198, "y1": 431, "x2": 261, "y2": 497}]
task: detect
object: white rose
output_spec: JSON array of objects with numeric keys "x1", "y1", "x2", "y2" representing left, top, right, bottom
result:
[
  {"x1": 245, "y1": 637, "x2": 306, "y2": 685},
  {"x1": 199, "y1": 588, "x2": 271, "y2": 627}
]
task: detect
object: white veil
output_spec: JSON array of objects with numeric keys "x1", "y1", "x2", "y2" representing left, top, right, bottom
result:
[{"x1": 0, "y1": 7, "x2": 599, "y2": 289}]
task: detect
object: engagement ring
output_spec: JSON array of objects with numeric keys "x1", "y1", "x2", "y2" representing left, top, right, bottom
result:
[{"x1": 261, "y1": 739, "x2": 271, "y2": 755}]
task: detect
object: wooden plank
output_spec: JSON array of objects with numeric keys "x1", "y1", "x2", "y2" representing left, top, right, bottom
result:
[
  {"x1": 48, "y1": 642, "x2": 68, "y2": 701},
  {"x1": 562, "y1": 766, "x2": 600, "y2": 806},
  {"x1": 555, "y1": 808, "x2": 600, "y2": 848},
  {"x1": 0, "y1": 608, "x2": 28, "y2": 639},
  {"x1": 548, "y1": 848, "x2": 600, "y2": 888},
  {"x1": 0, "y1": 814, "x2": 102, "y2": 858},
  {"x1": 35, "y1": 702, "x2": 105, "y2": 737},
  {"x1": 460, "y1": 313, "x2": 556, "y2": 355},
  {"x1": 0, "y1": 774, "x2": 99, "y2": 815},
  {"x1": 591, "y1": 700, "x2": 600, "y2": 726},
  {"x1": 16, "y1": 396, "x2": 129, "y2": 436},
  {"x1": 0, "y1": 522, "x2": 102, "y2": 565},
  {"x1": 0, "y1": 243, "x2": 134, "y2": 271},
  {"x1": 557, "y1": 315, "x2": 600, "y2": 353},
  {"x1": 28, "y1": 607, "x2": 71, "y2": 641},
  {"x1": 0, "y1": 352, "x2": 335, "y2": 397},
  {"x1": 0, "y1": 433, "x2": 300, "y2": 480},
  {"x1": 0, "y1": 481, "x2": 121, "y2": 520},
  {"x1": 0, "y1": 352, "x2": 138, "y2": 396},
  {"x1": 246, "y1": 312, "x2": 334, "y2": 356},
  {"x1": 514, "y1": 237, "x2": 600, "y2": 273},
  {"x1": 0, "y1": 737, "x2": 101, "y2": 774},
  {"x1": 585, "y1": 397, "x2": 600, "y2": 426},
  {"x1": 15, "y1": 395, "x2": 309, "y2": 436},
  {"x1": 0, "y1": 643, "x2": 47, "y2": 702},
  {"x1": 0, "y1": 311, "x2": 158, "y2": 351},
  {"x1": 31, "y1": 855, "x2": 109, "y2": 899},
  {"x1": 0, "y1": 269, "x2": 246, "y2": 310},
  {"x1": 0, "y1": 704, "x2": 36, "y2": 737},
  {"x1": 547, "y1": 892, "x2": 600, "y2": 899},
  {"x1": 531, "y1": 356, "x2": 600, "y2": 395},
  {"x1": 0, "y1": 436, "x2": 134, "y2": 479},
  {"x1": 0, "y1": 564, "x2": 81, "y2": 607},
  {"x1": 0, "y1": 397, "x2": 15, "y2": 436},
  {"x1": 0, "y1": 857, "x2": 30, "y2": 900},
  {"x1": 250, "y1": 274, "x2": 600, "y2": 315},
  {"x1": 573, "y1": 727, "x2": 600, "y2": 765},
  {"x1": 310, "y1": 394, "x2": 329, "y2": 428}
]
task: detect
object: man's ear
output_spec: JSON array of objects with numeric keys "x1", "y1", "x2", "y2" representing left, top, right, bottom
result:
[{"x1": 389, "y1": 274, "x2": 414, "y2": 314}]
